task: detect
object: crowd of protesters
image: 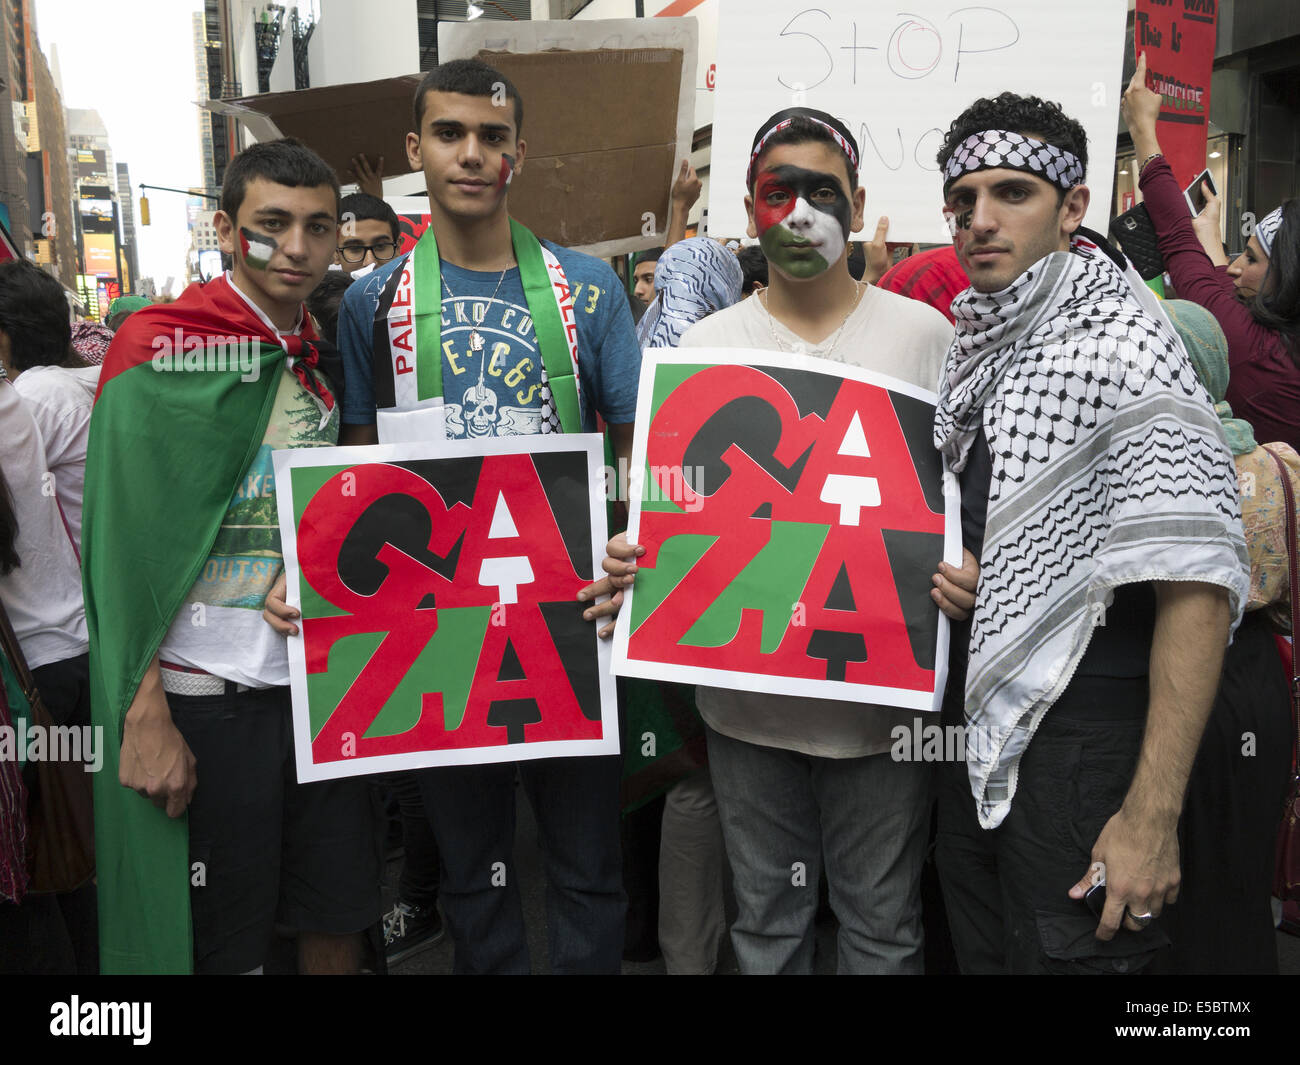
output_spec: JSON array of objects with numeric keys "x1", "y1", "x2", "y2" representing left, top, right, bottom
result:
[{"x1": 0, "y1": 49, "x2": 1297, "y2": 977}]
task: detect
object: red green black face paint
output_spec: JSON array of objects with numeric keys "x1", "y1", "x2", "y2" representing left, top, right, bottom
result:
[
  {"x1": 498, "y1": 154, "x2": 515, "y2": 191},
  {"x1": 239, "y1": 227, "x2": 277, "y2": 271},
  {"x1": 753, "y1": 165, "x2": 851, "y2": 280}
]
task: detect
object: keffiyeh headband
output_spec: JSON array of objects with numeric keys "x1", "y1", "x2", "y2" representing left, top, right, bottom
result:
[
  {"x1": 942, "y1": 130, "x2": 1084, "y2": 193},
  {"x1": 70, "y1": 320, "x2": 114, "y2": 365},
  {"x1": 748, "y1": 110, "x2": 860, "y2": 186},
  {"x1": 1255, "y1": 207, "x2": 1284, "y2": 258}
]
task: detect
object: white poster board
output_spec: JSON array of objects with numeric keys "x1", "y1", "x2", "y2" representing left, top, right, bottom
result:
[
  {"x1": 274, "y1": 434, "x2": 618, "y2": 782},
  {"x1": 709, "y1": 0, "x2": 1128, "y2": 243},
  {"x1": 611, "y1": 348, "x2": 960, "y2": 712}
]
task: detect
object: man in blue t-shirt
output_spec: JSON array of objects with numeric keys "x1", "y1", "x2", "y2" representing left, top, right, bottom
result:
[
  {"x1": 337, "y1": 238, "x2": 638, "y2": 439},
  {"x1": 331, "y1": 59, "x2": 639, "y2": 975}
]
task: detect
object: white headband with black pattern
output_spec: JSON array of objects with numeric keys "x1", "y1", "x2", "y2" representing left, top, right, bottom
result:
[
  {"x1": 748, "y1": 117, "x2": 860, "y2": 185},
  {"x1": 1255, "y1": 207, "x2": 1283, "y2": 258},
  {"x1": 942, "y1": 129, "x2": 1084, "y2": 193}
]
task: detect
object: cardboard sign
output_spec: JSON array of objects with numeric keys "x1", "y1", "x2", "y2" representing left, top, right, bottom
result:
[
  {"x1": 1134, "y1": 0, "x2": 1218, "y2": 185},
  {"x1": 439, "y1": 17, "x2": 698, "y2": 259},
  {"x1": 204, "y1": 76, "x2": 422, "y2": 183},
  {"x1": 274, "y1": 435, "x2": 618, "y2": 782},
  {"x1": 612, "y1": 350, "x2": 960, "y2": 710},
  {"x1": 709, "y1": 0, "x2": 1127, "y2": 243}
]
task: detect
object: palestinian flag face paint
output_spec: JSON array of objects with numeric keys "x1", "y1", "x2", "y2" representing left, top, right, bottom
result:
[
  {"x1": 239, "y1": 227, "x2": 277, "y2": 271},
  {"x1": 753, "y1": 165, "x2": 851, "y2": 280},
  {"x1": 498, "y1": 154, "x2": 515, "y2": 191}
]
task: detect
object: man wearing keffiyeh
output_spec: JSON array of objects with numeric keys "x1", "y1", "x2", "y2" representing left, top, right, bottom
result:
[
  {"x1": 83, "y1": 139, "x2": 379, "y2": 974},
  {"x1": 931, "y1": 93, "x2": 1249, "y2": 974}
]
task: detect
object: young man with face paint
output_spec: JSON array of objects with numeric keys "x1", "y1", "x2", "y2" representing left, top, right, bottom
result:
[
  {"x1": 930, "y1": 93, "x2": 1248, "y2": 974},
  {"x1": 83, "y1": 138, "x2": 382, "y2": 974},
  {"x1": 325, "y1": 58, "x2": 641, "y2": 975},
  {"x1": 588, "y1": 108, "x2": 980, "y2": 975}
]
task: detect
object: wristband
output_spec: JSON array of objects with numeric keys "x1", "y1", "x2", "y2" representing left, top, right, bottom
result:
[{"x1": 1138, "y1": 152, "x2": 1162, "y2": 175}]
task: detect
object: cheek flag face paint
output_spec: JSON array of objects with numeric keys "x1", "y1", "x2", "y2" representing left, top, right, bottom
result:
[
  {"x1": 754, "y1": 165, "x2": 851, "y2": 280},
  {"x1": 239, "y1": 227, "x2": 277, "y2": 271},
  {"x1": 498, "y1": 154, "x2": 515, "y2": 191}
]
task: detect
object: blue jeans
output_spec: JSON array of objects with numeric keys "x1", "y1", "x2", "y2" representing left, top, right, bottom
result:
[
  {"x1": 417, "y1": 755, "x2": 625, "y2": 974},
  {"x1": 705, "y1": 726, "x2": 933, "y2": 974}
]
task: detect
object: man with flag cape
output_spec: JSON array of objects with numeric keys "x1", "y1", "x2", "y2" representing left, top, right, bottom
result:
[{"x1": 84, "y1": 138, "x2": 378, "y2": 974}]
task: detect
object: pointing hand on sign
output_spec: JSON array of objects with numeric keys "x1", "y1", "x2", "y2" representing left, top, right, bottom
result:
[
  {"x1": 1121, "y1": 53, "x2": 1163, "y2": 153},
  {"x1": 671, "y1": 159, "x2": 703, "y2": 209},
  {"x1": 350, "y1": 154, "x2": 385, "y2": 199},
  {"x1": 863, "y1": 216, "x2": 891, "y2": 284}
]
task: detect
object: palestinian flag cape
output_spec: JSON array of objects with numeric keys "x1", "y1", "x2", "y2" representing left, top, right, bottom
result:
[{"x1": 83, "y1": 275, "x2": 335, "y2": 974}]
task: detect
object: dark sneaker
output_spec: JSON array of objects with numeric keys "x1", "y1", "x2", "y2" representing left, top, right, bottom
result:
[{"x1": 383, "y1": 900, "x2": 444, "y2": 965}]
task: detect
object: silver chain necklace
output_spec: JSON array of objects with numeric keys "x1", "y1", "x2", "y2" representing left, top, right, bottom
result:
[
  {"x1": 761, "y1": 280, "x2": 865, "y2": 358},
  {"x1": 441, "y1": 262, "x2": 511, "y2": 356}
]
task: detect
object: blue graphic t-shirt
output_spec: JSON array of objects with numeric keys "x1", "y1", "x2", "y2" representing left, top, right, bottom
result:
[{"x1": 337, "y1": 239, "x2": 641, "y2": 435}]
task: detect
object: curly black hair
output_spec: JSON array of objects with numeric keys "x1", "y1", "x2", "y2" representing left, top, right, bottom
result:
[{"x1": 937, "y1": 92, "x2": 1089, "y2": 196}]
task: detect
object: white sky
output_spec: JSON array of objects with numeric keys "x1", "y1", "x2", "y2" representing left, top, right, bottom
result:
[{"x1": 34, "y1": 0, "x2": 203, "y2": 293}]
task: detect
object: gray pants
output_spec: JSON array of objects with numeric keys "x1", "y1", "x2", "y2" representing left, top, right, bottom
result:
[
  {"x1": 658, "y1": 770, "x2": 725, "y2": 974},
  {"x1": 705, "y1": 726, "x2": 933, "y2": 974}
]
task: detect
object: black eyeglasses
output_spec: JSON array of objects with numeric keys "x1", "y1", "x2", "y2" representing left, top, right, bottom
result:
[{"x1": 338, "y1": 240, "x2": 399, "y2": 263}]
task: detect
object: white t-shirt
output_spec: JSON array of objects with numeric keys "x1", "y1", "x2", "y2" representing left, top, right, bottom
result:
[
  {"x1": 677, "y1": 285, "x2": 953, "y2": 758},
  {"x1": 12, "y1": 363, "x2": 100, "y2": 552},
  {"x1": 0, "y1": 377, "x2": 89, "y2": 669},
  {"x1": 158, "y1": 275, "x2": 338, "y2": 688}
]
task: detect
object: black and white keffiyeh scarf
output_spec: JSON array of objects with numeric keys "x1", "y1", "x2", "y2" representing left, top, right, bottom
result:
[{"x1": 935, "y1": 237, "x2": 1250, "y2": 829}]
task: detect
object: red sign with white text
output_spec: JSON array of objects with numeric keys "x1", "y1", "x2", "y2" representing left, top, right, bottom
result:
[{"x1": 1135, "y1": 0, "x2": 1218, "y2": 185}]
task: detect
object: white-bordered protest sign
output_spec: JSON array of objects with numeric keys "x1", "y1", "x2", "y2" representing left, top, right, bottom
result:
[
  {"x1": 274, "y1": 434, "x2": 618, "y2": 782},
  {"x1": 708, "y1": 0, "x2": 1127, "y2": 243},
  {"x1": 612, "y1": 348, "x2": 961, "y2": 711}
]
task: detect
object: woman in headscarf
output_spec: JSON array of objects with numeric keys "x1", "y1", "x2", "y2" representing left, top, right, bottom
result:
[
  {"x1": 636, "y1": 237, "x2": 744, "y2": 352},
  {"x1": 1123, "y1": 54, "x2": 1300, "y2": 450},
  {"x1": 1151, "y1": 300, "x2": 1296, "y2": 974}
]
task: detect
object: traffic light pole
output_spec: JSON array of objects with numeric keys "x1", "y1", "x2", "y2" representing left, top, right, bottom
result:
[{"x1": 137, "y1": 184, "x2": 220, "y2": 226}]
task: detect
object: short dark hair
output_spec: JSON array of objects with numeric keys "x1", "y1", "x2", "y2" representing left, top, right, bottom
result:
[
  {"x1": 306, "y1": 271, "x2": 355, "y2": 347},
  {"x1": 633, "y1": 247, "x2": 664, "y2": 270},
  {"x1": 412, "y1": 58, "x2": 524, "y2": 136},
  {"x1": 0, "y1": 260, "x2": 72, "y2": 371},
  {"x1": 339, "y1": 192, "x2": 400, "y2": 244},
  {"x1": 737, "y1": 245, "x2": 768, "y2": 295},
  {"x1": 220, "y1": 137, "x2": 340, "y2": 222},
  {"x1": 748, "y1": 108, "x2": 860, "y2": 192},
  {"x1": 936, "y1": 92, "x2": 1089, "y2": 201}
]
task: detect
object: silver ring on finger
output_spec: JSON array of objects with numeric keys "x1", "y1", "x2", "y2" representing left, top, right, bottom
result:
[{"x1": 1126, "y1": 910, "x2": 1155, "y2": 930}]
